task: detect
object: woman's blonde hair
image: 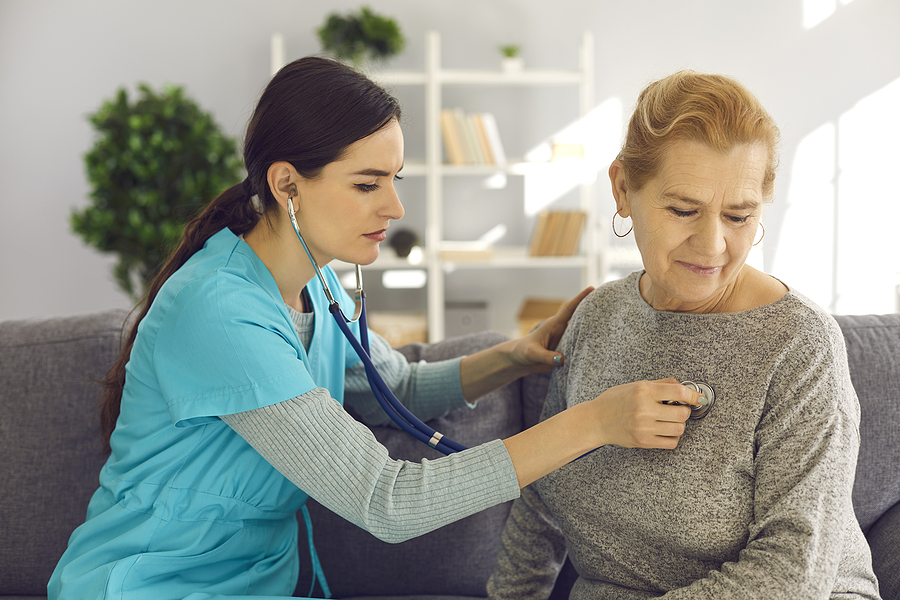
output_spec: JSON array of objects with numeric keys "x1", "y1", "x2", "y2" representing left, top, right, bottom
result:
[{"x1": 618, "y1": 70, "x2": 781, "y2": 201}]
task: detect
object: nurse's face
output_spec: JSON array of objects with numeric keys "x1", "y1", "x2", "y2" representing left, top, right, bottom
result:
[
  {"x1": 610, "y1": 140, "x2": 766, "y2": 313},
  {"x1": 293, "y1": 119, "x2": 405, "y2": 267}
]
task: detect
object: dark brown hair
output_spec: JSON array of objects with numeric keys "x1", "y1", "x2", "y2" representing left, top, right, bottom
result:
[{"x1": 100, "y1": 56, "x2": 402, "y2": 453}]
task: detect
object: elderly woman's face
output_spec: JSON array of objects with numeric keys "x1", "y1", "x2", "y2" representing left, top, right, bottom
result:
[{"x1": 611, "y1": 140, "x2": 767, "y2": 313}]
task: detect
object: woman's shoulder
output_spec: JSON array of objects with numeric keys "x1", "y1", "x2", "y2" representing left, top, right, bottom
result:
[{"x1": 736, "y1": 265, "x2": 789, "y2": 311}]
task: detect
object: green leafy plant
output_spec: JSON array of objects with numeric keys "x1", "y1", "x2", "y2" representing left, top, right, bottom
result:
[
  {"x1": 499, "y1": 44, "x2": 522, "y2": 58},
  {"x1": 72, "y1": 84, "x2": 243, "y2": 299},
  {"x1": 316, "y1": 6, "x2": 405, "y2": 65}
]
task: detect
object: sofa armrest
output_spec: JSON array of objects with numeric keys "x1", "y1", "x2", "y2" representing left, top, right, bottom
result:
[
  {"x1": 0, "y1": 309, "x2": 129, "y2": 597},
  {"x1": 296, "y1": 331, "x2": 525, "y2": 599}
]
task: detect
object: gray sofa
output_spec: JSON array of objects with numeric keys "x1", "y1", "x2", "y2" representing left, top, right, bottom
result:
[{"x1": 1, "y1": 309, "x2": 898, "y2": 600}]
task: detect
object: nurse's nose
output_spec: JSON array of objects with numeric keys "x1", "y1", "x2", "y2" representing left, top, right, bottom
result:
[{"x1": 382, "y1": 183, "x2": 405, "y2": 220}]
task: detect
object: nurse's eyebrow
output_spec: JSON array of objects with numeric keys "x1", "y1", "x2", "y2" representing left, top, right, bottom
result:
[{"x1": 352, "y1": 165, "x2": 404, "y2": 177}]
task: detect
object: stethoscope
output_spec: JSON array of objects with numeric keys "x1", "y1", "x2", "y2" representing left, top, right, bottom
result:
[
  {"x1": 287, "y1": 198, "x2": 716, "y2": 456},
  {"x1": 288, "y1": 197, "x2": 467, "y2": 455},
  {"x1": 668, "y1": 381, "x2": 716, "y2": 419}
]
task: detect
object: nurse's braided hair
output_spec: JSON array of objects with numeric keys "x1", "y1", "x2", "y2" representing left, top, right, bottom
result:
[{"x1": 100, "y1": 56, "x2": 402, "y2": 454}]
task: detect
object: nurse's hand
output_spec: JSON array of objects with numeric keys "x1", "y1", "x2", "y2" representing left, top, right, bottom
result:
[
  {"x1": 504, "y1": 378, "x2": 700, "y2": 488},
  {"x1": 589, "y1": 378, "x2": 700, "y2": 450},
  {"x1": 458, "y1": 287, "x2": 593, "y2": 401},
  {"x1": 507, "y1": 286, "x2": 594, "y2": 374}
]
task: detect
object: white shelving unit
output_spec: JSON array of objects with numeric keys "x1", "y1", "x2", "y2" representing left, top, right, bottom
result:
[{"x1": 274, "y1": 31, "x2": 602, "y2": 341}]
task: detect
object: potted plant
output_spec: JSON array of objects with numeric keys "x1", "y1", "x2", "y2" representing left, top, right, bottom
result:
[
  {"x1": 72, "y1": 83, "x2": 243, "y2": 299},
  {"x1": 499, "y1": 44, "x2": 524, "y2": 73},
  {"x1": 316, "y1": 6, "x2": 405, "y2": 66}
]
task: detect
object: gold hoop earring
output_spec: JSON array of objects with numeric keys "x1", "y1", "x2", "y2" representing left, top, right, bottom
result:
[
  {"x1": 612, "y1": 212, "x2": 633, "y2": 238},
  {"x1": 753, "y1": 222, "x2": 766, "y2": 246}
]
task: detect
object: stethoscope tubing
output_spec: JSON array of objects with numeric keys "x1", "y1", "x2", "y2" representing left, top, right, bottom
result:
[{"x1": 288, "y1": 195, "x2": 467, "y2": 455}]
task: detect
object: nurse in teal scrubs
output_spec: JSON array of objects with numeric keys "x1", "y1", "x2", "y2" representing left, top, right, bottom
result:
[{"x1": 49, "y1": 56, "x2": 700, "y2": 600}]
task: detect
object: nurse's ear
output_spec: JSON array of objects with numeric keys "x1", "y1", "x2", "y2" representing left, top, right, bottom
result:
[
  {"x1": 266, "y1": 161, "x2": 300, "y2": 213},
  {"x1": 608, "y1": 159, "x2": 632, "y2": 218}
]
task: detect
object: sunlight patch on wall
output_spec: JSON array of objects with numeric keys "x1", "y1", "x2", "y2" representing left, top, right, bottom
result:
[
  {"x1": 803, "y1": 0, "x2": 857, "y2": 29},
  {"x1": 774, "y1": 76, "x2": 900, "y2": 313},
  {"x1": 835, "y1": 76, "x2": 900, "y2": 314},
  {"x1": 522, "y1": 97, "x2": 622, "y2": 217},
  {"x1": 773, "y1": 122, "x2": 836, "y2": 307}
]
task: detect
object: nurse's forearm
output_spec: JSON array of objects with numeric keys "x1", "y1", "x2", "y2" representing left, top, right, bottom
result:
[
  {"x1": 503, "y1": 400, "x2": 601, "y2": 488},
  {"x1": 503, "y1": 380, "x2": 697, "y2": 488},
  {"x1": 458, "y1": 339, "x2": 531, "y2": 401}
]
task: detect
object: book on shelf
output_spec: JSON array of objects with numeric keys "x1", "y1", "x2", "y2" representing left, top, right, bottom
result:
[
  {"x1": 440, "y1": 109, "x2": 507, "y2": 166},
  {"x1": 528, "y1": 210, "x2": 587, "y2": 256},
  {"x1": 439, "y1": 240, "x2": 495, "y2": 261}
]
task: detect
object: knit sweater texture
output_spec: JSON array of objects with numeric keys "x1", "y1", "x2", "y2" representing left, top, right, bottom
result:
[{"x1": 488, "y1": 271, "x2": 880, "y2": 600}]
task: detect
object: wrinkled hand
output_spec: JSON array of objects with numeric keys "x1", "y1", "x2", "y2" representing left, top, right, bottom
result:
[
  {"x1": 507, "y1": 286, "x2": 594, "y2": 374},
  {"x1": 591, "y1": 379, "x2": 701, "y2": 450}
]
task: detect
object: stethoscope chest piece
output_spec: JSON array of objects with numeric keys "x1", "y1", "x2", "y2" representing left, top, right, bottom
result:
[{"x1": 682, "y1": 381, "x2": 715, "y2": 419}]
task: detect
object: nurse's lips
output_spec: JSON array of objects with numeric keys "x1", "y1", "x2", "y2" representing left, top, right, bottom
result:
[
  {"x1": 678, "y1": 261, "x2": 721, "y2": 276},
  {"x1": 364, "y1": 229, "x2": 388, "y2": 242}
]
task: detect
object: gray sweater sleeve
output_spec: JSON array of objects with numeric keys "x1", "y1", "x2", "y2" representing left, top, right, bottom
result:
[
  {"x1": 487, "y1": 484, "x2": 568, "y2": 600},
  {"x1": 221, "y1": 388, "x2": 519, "y2": 544}
]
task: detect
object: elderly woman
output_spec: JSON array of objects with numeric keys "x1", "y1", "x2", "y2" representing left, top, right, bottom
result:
[{"x1": 487, "y1": 71, "x2": 881, "y2": 599}]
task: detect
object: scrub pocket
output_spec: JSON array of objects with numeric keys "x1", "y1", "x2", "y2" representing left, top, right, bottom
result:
[{"x1": 116, "y1": 526, "x2": 254, "y2": 599}]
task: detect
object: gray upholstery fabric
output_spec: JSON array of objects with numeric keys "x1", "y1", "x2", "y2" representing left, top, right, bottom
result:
[
  {"x1": 0, "y1": 310, "x2": 128, "y2": 597},
  {"x1": 833, "y1": 314, "x2": 900, "y2": 532},
  {"x1": 296, "y1": 331, "x2": 523, "y2": 599},
  {"x1": 867, "y1": 500, "x2": 900, "y2": 599}
]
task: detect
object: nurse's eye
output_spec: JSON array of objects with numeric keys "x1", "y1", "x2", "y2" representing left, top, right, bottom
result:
[{"x1": 356, "y1": 183, "x2": 380, "y2": 193}]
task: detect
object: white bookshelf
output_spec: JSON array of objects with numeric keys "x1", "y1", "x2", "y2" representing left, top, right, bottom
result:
[{"x1": 275, "y1": 31, "x2": 605, "y2": 341}]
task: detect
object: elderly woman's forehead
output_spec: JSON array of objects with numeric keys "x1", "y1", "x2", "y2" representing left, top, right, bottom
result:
[{"x1": 657, "y1": 141, "x2": 766, "y2": 173}]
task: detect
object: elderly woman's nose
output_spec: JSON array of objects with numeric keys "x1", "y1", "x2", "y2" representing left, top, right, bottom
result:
[{"x1": 691, "y1": 216, "x2": 726, "y2": 256}]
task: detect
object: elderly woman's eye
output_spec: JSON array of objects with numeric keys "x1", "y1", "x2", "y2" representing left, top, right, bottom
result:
[
  {"x1": 669, "y1": 208, "x2": 695, "y2": 218},
  {"x1": 729, "y1": 215, "x2": 750, "y2": 224}
]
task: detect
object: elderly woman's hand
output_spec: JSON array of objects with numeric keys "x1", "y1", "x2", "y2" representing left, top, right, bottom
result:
[
  {"x1": 458, "y1": 287, "x2": 593, "y2": 401},
  {"x1": 507, "y1": 286, "x2": 595, "y2": 374}
]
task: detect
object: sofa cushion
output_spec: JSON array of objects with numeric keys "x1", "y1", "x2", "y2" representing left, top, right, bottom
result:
[
  {"x1": 0, "y1": 310, "x2": 128, "y2": 597},
  {"x1": 866, "y1": 499, "x2": 900, "y2": 600},
  {"x1": 296, "y1": 331, "x2": 523, "y2": 598},
  {"x1": 833, "y1": 314, "x2": 900, "y2": 531}
]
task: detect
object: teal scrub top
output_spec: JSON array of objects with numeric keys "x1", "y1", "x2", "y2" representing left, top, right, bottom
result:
[{"x1": 49, "y1": 228, "x2": 362, "y2": 600}]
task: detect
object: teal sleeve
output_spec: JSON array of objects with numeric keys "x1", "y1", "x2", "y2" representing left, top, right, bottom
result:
[{"x1": 155, "y1": 273, "x2": 315, "y2": 427}]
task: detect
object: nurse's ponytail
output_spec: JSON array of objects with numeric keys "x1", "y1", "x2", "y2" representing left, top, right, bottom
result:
[{"x1": 100, "y1": 56, "x2": 402, "y2": 453}]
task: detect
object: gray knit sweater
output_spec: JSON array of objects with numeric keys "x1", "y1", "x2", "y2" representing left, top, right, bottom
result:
[{"x1": 488, "y1": 271, "x2": 880, "y2": 600}]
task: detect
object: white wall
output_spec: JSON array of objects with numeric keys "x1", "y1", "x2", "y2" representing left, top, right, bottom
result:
[{"x1": 2, "y1": 0, "x2": 898, "y2": 332}]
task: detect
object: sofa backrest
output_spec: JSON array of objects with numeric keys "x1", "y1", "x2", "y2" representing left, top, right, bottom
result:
[
  {"x1": 833, "y1": 313, "x2": 900, "y2": 531},
  {"x1": 0, "y1": 309, "x2": 129, "y2": 596}
]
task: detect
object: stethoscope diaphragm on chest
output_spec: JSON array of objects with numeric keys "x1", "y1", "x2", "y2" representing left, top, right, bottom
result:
[{"x1": 664, "y1": 381, "x2": 716, "y2": 419}]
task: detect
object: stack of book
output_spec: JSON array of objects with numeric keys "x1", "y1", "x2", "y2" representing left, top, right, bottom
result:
[
  {"x1": 440, "y1": 109, "x2": 507, "y2": 166},
  {"x1": 528, "y1": 210, "x2": 587, "y2": 256}
]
